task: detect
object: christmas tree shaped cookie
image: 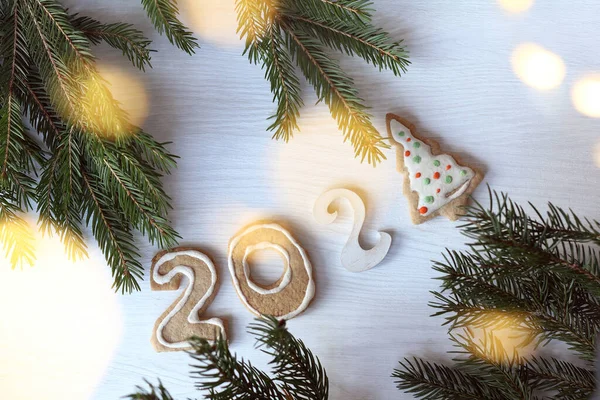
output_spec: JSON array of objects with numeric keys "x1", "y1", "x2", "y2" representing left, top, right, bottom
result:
[{"x1": 386, "y1": 114, "x2": 483, "y2": 224}]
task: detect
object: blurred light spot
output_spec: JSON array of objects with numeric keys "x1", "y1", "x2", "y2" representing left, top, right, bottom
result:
[
  {"x1": 77, "y1": 65, "x2": 148, "y2": 138},
  {"x1": 468, "y1": 311, "x2": 534, "y2": 360},
  {"x1": 180, "y1": 0, "x2": 241, "y2": 47},
  {"x1": 97, "y1": 64, "x2": 149, "y2": 128},
  {"x1": 79, "y1": 69, "x2": 129, "y2": 138},
  {"x1": 511, "y1": 43, "x2": 566, "y2": 90},
  {"x1": 572, "y1": 75, "x2": 600, "y2": 118},
  {"x1": 594, "y1": 142, "x2": 600, "y2": 168},
  {"x1": 0, "y1": 216, "x2": 36, "y2": 269},
  {"x1": 0, "y1": 228, "x2": 122, "y2": 400},
  {"x1": 497, "y1": 0, "x2": 534, "y2": 13}
]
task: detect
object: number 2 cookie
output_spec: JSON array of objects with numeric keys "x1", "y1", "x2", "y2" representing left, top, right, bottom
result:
[{"x1": 386, "y1": 113, "x2": 484, "y2": 224}]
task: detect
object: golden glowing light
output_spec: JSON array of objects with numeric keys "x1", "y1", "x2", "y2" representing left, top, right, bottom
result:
[
  {"x1": 77, "y1": 64, "x2": 148, "y2": 138},
  {"x1": 572, "y1": 75, "x2": 600, "y2": 118},
  {"x1": 97, "y1": 64, "x2": 149, "y2": 128},
  {"x1": 467, "y1": 311, "x2": 534, "y2": 360},
  {"x1": 497, "y1": 0, "x2": 534, "y2": 13},
  {"x1": 0, "y1": 228, "x2": 122, "y2": 400},
  {"x1": 179, "y1": 0, "x2": 241, "y2": 47},
  {"x1": 511, "y1": 43, "x2": 566, "y2": 90},
  {"x1": 79, "y1": 69, "x2": 129, "y2": 137},
  {"x1": 594, "y1": 142, "x2": 600, "y2": 168},
  {"x1": 0, "y1": 217, "x2": 36, "y2": 269}
]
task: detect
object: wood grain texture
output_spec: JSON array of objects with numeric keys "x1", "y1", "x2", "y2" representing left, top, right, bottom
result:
[{"x1": 50, "y1": 0, "x2": 600, "y2": 398}]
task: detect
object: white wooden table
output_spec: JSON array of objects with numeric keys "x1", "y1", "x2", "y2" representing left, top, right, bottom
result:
[{"x1": 1, "y1": 1, "x2": 599, "y2": 399}]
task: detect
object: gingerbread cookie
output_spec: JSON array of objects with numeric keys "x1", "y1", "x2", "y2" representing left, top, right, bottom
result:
[
  {"x1": 228, "y1": 223, "x2": 315, "y2": 319},
  {"x1": 150, "y1": 247, "x2": 226, "y2": 352},
  {"x1": 314, "y1": 188, "x2": 391, "y2": 272},
  {"x1": 386, "y1": 114, "x2": 483, "y2": 224}
]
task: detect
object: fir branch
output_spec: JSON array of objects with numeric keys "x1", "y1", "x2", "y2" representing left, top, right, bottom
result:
[
  {"x1": 396, "y1": 189, "x2": 600, "y2": 397},
  {"x1": 140, "y1": 0, "x2": 198, "y2": 54},
  {"x1": 450, "y1": 331, "x2": 534, "y2": 400},
  {"x1": 81, "y1": 170, "x2": 143, "y2": 293},
  {"x1": 0, "y1": 2, "x2": 30, "y2": 100},
  {"x1": 283, "y1": 23, "x2": 387, "y2": 164},
  {"x1": 189, "y1": 334, "x2": 286, "y2": 400},
  {"x1": 48, "y1": 127, "x2": 88, "y2": 261},
  {"x1": 125, "y1": 380, "x2": 174, "y2": 400},
  {"x1": 262, "y1": 23, "x2": 303, "y2": 141},
  {"x1": 1, "y1": 0, "x2": 181, "y2": 291},
  {"x1": 27, "y1": 0, "x2": 94, "y2": 69},
  {"x1": 285, "y1": 0, "x2": 373, "y2": 25},
  {"x1": 250, "y1": 316, "x2": 329, "y2": 400},
  {"x1": 236, "y1": 0, "x2": 273, "y2": 61},
  {"x1": 21, "y1": 0, "x2": 83, "y2": 125},
  {"x1": 462, "y1": 188, "x2": 600, "y2": 296},
  {"x1": 22, "y1": 68, "x2": 62, "y2": 148},
  {"x1": 393, "y1": 357, "x2": 507, "y2": 400},
  {"x1": 236, "y1": 0, "x2": 408, "y2": 165},
  {"x1": 527, "y1": 356, "x2": 595, "y2": 399},
  {"x1": 432, "y1": 251, "x2": 600, "y2": 361},
  {"x1": 86, "y1": 137, "x2": 179, "y2": 249},
  {"x1": 282, "y1": 7, "x2": 409, "y2": 75},
  {"x1": 69, "y1": 14, "x2": 153, "y2": 71},
  {"x1": 126, "y1": 317, "x2": 330, "y2": 399},
  {"x1": 129, "y1": 129, "x2": 177, "y2": 173}
]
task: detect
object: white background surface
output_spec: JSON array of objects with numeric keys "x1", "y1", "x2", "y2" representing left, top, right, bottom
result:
[{"x1": 2, "y1": 0, "x2": 600, "y2": 399}]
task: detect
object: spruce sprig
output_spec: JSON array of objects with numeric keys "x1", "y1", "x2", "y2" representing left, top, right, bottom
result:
[
  {"x1": 126, "y1": 316, "x2": 329, "y2": 400},
  {"x1": 394, "y1": 189, "x2": 600, "y2": 399},
  {"x1": 237, "y1": 0, "x2": 409, "y2": 165},
  {"x1": 0, "y1": 0, "x2": 190, "y2": 292}
]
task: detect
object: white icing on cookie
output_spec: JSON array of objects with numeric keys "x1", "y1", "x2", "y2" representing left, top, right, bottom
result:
[
  {"x1": 390, "y1": 120, "x2": 475, "y2": 216},
  {"x1": 228, "y1": 223, "x2": 315, "y2": 320},
  {"x1": 243, "y1": 242, "x2": 292, "y2": 295},
  {"x1": 152, "y1": 250, "x2": 225, "y2": 349}
]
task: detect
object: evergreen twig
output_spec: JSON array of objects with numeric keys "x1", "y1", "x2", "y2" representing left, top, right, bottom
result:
[
  {"x1": 0, "y1": 0, "x2": 186, "y2": 292},
  {"x1": 126, "y1": 316, "x2": 329, "y2": 400},
  {"x1": 237, "y1": 0, "x2": 409, "y2": 165},
  {"x1": 394, "y1": 188, "x2": 599, "y2": 399}
]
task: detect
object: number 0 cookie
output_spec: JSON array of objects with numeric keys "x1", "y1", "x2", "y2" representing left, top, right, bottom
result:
[
  {"x1": 386, "y1": 113, "x2": 484, "y2": 224},
  {"x1": 228, "y1": 223, "x2": 315, "y2": 319}
]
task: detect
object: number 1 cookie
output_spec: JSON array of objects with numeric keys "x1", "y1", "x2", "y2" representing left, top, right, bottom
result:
[{"x1": 386, "y1": 113, "x2": 484, "y2": 224}]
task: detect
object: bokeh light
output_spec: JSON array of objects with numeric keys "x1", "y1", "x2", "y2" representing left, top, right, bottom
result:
[
  {"x1": 594, "y1": 142, "x2": 600, "y2": 168},
  {"x1": 179, "y1": 0, "x2": 241, "y2": 47},
  {"x1": 497, "y1": 0, "x2": 534, "y2": 13},
  {"x1": 97, "y1": 64, "x2": 149, "y2": 128},
  {"x1": 511, "y1": 43, "x2": 566, "y2": 90},
  {"x1": 572, "y1": 75, "x2": 600, "y2": 118},
  {"x1": 0, "y1": 217, "x2": 36, "y2": 269},
  {"x1": 77, "y1": 64, "x2": 148, "y2": 138},
  {"x1": 0, "y1": 227, "x2": 122, "y2": 400},
  {"x1": 467, "y1": 311, "x2": 534, "y2": 360}
]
